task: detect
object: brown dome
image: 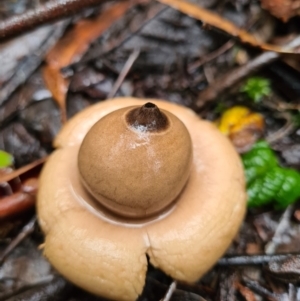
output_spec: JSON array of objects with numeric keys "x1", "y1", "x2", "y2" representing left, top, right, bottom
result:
[{"x1": 78, "y1": 102, "x2": 192, "y2": 218}]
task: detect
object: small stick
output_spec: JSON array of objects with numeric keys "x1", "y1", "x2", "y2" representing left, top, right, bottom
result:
[
  {"x1": 266, "y1": 113, "x2": 295, "y2": 144},
  {"x1": 0, "y1": 216, "x2": 36, "y2": 265},
  {"x1": 69, "y1": 4, "x2": 167, "y2": 69},
  {"x1": 244, "y1": 279, "x2": 280, "y2": 301},
  {"x1": 0, "y1": 157, "x2": 47, "y2": 183},
  {"x1": 107, "y1": 48, "x2": 140, "y2": 99},
  {"x1": 218, "y1": 253, "x2": 298, "y2": 266},
  {"x1": 265, "y1": 205, "x2": 293, "y2": 254},
  {"x1": 188, "y1": 39, "x2": 234, "y2": 73},
  {"x1": 196, "y1": 36, "x2": 300, "y2": 108},
  {"x1": 196, "y1": 51, "x2": 279, "y2": 108},
  {"x1": 161, "y1": 281, "x2": 177, "y2": 301}
]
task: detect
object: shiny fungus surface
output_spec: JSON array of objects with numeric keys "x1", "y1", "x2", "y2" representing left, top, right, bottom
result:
[{"x1": 37, "y1": 97, "x2": 246, "y2": 301}]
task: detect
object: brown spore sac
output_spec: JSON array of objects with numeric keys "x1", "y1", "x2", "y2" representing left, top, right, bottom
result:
[{"x1": 78, "y1": 103, "x2": 193, "y2": 218}]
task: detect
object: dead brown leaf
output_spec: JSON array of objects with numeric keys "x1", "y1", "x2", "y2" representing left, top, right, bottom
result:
[
  {"x1": 217, "y1": 106, "x2": 265, "y2": 153},
  {"x1": 260, "y1": 0, "x2": 300, "y2": 21},
  {"x1": 156, "y1": 0, "x2": 298, "y2": 54},
  {"x1": 236, "y1": 282, "x2": 257, "y2": 301},
  {"x1": 43, "y1": 1, "x2": 134, "y2": 123}
]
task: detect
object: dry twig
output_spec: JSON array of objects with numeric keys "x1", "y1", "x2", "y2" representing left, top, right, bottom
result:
[
  {"x1": 0, "y1": 0, "x2": 111, "y2": 39},
  {"x1": 195, "y1": 36, "x2": 300, "y2": 108},
  {"x1": 107, "y1": 48, "x2": 140, "y2": 99},
  {"x1": 160, "y1": 281, "x2": 177, "y2": 301},
  {"x1": 265, "y1": 205, "x2": 294, "y2": 254},
  {"x1": 0, "y1": 216, "x2": 36, "y2": 265},
  {"x1": 266, "y1": 113, "x2": 295, "y2": 144}
]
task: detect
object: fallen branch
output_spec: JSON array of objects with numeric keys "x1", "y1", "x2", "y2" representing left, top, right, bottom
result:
[
  {"x1": 195, "y1": 35, "x2": 300, "y2": 108},
  {"x1": 0, "y1": 0, "x2": 111, "y2": 40},
  {"x1": 196, "y1": 51, "x2": 278, "y2": 108}
]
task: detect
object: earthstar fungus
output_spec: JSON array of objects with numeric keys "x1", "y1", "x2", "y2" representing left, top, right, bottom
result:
[{"x1": 37, "y1": 98, "x2": 246, "y2": 301}]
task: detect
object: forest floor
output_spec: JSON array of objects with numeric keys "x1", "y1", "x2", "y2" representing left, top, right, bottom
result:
[{"x1": 1, "y1": 0, "x2": 300, "y2": 300}]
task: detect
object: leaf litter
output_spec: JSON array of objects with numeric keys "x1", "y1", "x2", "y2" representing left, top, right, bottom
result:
[
  {"x1": 1, "y1": 0, "x2": 300, "y2": 300},
  {"x1": 43, "y1": 1, "x2": 135, "y2": 123}
]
